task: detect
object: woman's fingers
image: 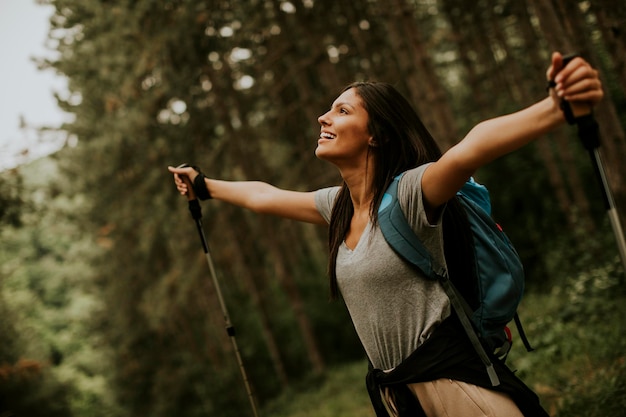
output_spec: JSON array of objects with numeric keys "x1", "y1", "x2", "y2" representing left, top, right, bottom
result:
[
  {"x1": 554, "y1": 57, "x2": 603, "y2": 104},
  {"x1": 168, "y1": 166, "x2": 191, "y2": 195},
  {"x1": 562, "y1": 77, "x2": 603, "y2": 103}
]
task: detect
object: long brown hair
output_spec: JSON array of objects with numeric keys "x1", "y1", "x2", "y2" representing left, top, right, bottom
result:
[{"x1": 327, "y1": 82, "x2": 474, "y2": 302}]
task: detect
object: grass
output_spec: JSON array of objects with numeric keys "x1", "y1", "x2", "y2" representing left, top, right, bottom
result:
[{"x1": 261, "y1": 360, "x2": 375, "y2": 417}]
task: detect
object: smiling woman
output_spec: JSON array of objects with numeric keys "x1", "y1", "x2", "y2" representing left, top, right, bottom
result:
[
  {"x1": 167, "y1": 52, "x2": 602, "y2": 417},
  {"x1": 0, "y1": 0, "x2": 69, "y2": 170}
]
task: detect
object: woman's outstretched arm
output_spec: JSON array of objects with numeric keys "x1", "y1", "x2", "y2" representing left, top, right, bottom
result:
[
  {"x1": 168, "y1": 165, "x2": 326, "y2": 225},
  {"x1": 422, "y1": 52, "x2": 603, "y2": 214}
]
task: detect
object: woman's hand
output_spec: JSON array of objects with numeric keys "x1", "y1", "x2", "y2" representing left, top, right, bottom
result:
[
  {"x1": 168, "y1": 165, "x2": 199, "y2": 196},
  {"x1": 547, "y1": 52, "x2": 603, "y2": 106}
]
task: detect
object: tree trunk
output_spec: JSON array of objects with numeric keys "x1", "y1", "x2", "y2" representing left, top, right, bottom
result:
[
  {"x1": 380, "y1": 0, "x2": 460, "y2": 149},
  {"x1": 589, "y1": 0, "x2": 626, "y2": 95},
  {"x1": 262, "y1": 218, "x2": 326, "y2": 375}
]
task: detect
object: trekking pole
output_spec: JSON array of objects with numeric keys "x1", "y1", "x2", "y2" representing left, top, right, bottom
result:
[
  {"x1": 560, "y1": 56, "x2": 626, "y2": 272},
  {"x1": 180, "y1": 171, "x2": 260, "y2": 417},
  {"x1": 575, "y1": 114, "x2": 626, "y2": 272}
]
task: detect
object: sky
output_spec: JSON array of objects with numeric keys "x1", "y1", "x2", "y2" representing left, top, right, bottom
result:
[{"x1": 0, "y1": 0, "x2": 69, "y2": 171}]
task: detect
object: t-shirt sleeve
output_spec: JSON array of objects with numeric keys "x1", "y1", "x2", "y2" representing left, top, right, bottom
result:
[
  {"x1": 398, "y1": 164, "x2": 443, "y2": 236},
  {"x1": 314, "y1": 186, "x2": 341, "y2": 224}
]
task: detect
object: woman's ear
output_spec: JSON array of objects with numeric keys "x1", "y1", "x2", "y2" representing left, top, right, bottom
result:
[{"x1": 368, "y1": 136, "x2": 378, "y2": 147}]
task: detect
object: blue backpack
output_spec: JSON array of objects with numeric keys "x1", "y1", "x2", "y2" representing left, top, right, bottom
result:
[{"x1": 378, "y1": 173, "x2": 532, "y2": 386}]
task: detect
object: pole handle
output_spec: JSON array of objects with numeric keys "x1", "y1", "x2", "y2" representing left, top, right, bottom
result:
[
  {"x1": 176, "y1": 164, "x2": 202, "y2": 221},
  {"x1": 568, "y1": 101, "x2": 593, "y2": 119},
  {"x1": 176, "y1": 163, "x2": 198, "y2": 202},
  {"x1": 559, "y1": 54, "x2": 594, "y2": 122},
  {"x1": 184, "y1": 177, "x2": 198, "y2": 202}
]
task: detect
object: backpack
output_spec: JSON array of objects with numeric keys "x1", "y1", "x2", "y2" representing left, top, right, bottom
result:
[{"x1": 378, "y1": 173, "x2": 532, "y2": 386}]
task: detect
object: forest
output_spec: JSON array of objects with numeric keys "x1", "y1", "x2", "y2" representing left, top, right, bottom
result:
[{"x1": 1, "y1": 0, "x2": 625, "y2": 416}]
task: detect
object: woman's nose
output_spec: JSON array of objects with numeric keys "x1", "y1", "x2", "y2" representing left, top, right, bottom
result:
[{"x1": 318, "y1": 111, "x2": 329, "y2": 125}]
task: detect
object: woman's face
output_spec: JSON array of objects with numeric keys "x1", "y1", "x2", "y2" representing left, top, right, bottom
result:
[{"x1": 315, "y1": 87, "x2": 373, "y2": 167}]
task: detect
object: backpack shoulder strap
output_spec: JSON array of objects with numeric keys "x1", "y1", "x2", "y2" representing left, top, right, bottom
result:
[{"x1": 377, "y1": 173, "x2": 446, "y2": 280}]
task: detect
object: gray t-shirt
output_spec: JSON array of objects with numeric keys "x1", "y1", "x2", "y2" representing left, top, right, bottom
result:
[{"x1": 314, "y1": 164, "x2": 451, "y2": 370}]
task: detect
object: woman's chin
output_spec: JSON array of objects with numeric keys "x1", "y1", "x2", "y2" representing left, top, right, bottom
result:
[{"x1": 314, "y1": 145, "x2": 327, "y2": 160}]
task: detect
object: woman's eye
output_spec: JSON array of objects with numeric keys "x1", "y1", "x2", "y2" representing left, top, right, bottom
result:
[{"x1": 339, "y1": 108, "x2": 348, "y2": 114}]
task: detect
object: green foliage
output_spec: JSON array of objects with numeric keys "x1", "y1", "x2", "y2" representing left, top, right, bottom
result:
[
  {"x1": 0, "y1": 359, "x2": 73, "y2": 417},
  {"x1": 0, "y1": 158, "x2": 118, "y2": 417},
  {"x1": 557, "y1": 361, "x2": 626, "y2": 417},
  {"x1": 0, "y1": 169, "x2": 25, "y2": 227},
  {"x1": 0, "y1": 163, "x2": 75, "y2": 416},
  {"x1": 507, "y1": 254, "x2": 626, "y2": 416}
]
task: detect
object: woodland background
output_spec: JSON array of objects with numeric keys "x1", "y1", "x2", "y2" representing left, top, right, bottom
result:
[{"x1": 1, "y1": 0, "x2": 625, "y2": 416}]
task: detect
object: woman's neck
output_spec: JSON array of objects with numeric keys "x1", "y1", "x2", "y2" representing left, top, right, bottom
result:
[{"x1": 341, "y1": 167, "x2": 375, "y2": 212}]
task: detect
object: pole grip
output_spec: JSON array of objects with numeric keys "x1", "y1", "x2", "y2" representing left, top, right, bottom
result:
[
  {"x1": 176, "y1": 163, "x2": 198, "y2": 202},
  {"x1": 568, "y1": 101, "x2": 593, "y2": 119},
  {"x1": 183, "y1": 175, "x2": 201, "y2": 221},
  {"x1": 558, "y1": 54, "x2": 594, "y2": 123},
  {"x1": 176, "y1": 165, "x2": 202, "y2": 220}
]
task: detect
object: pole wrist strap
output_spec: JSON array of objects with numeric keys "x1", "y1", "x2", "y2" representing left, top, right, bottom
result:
[{"x1": 192, "y1": 171, "x2": 212, "y2": 200}]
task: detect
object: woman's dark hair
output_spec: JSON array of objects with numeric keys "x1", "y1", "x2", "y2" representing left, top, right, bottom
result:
[{"x1": 327, "y1": 82, "x2": 475, "y2": 303}]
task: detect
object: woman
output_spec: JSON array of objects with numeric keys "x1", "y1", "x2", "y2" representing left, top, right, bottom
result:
[{"x1": 169, "y1": 52, "x2": 602, "y2": 416}]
